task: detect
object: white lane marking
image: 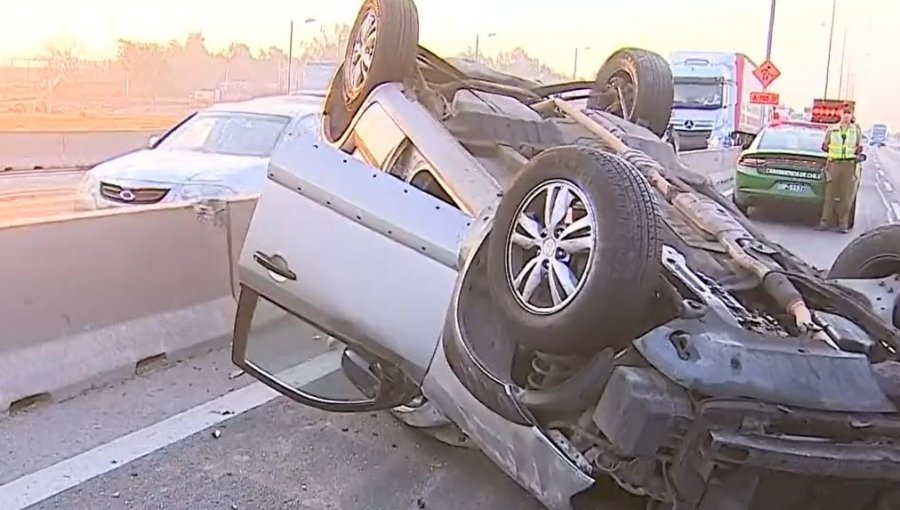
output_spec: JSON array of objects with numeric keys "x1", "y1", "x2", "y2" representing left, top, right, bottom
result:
[
  {"x1": 885, "y1": 180, "x2": 895, "y2": 193},
  {"x1": 891, "y1": 202, "x2": 900, "y2": 224},
  {"x1": 0, "y1": 350, "x2": 341, "y2": 510},
  {"x1": 874, "y1": 183, "x2": 894, "y2": 223},
  {"x1": 870, "y1": 155, "x2": 898, "y2": 224}
]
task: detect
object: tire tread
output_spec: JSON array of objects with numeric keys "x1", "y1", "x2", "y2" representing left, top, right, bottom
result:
[{"x1": 486, "y1": 146, "x2": 662, "y2": 354}]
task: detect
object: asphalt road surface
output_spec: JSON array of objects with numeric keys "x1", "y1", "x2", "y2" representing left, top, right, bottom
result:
[{"x1": 1, "y1": 149, "x2": 898, "y2": 510}]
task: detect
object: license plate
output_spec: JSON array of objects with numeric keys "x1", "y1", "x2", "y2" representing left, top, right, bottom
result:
[{"x1": 776, "y1": 182, "x2": 808, "y2": 193}]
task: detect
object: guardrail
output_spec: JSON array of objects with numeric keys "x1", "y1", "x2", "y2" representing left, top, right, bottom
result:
[{"x1": 0, "y1": 130, "x2": 162, "y2": 171}]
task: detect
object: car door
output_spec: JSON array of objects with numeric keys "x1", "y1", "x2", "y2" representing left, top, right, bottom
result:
[{"x1": 232, "y1": 126, "x2": 473, "y2": 412}]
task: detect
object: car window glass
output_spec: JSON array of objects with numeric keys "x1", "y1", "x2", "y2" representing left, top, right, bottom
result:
[
  {"x1": 296, "y1": 113, "x2": 322, "y2": 137},
  {"x1": 162, "y1": 116, "x2": 217, "y2": 150},
  {"x1": 157, "y1": 112, "x2": 291, "y2": 157},
  {"x1": 244, "y1": 296, "x2": 371, "y2": 402},
  {"x1": 756, "y1": 126, "x2": 826, "y2": 152}
]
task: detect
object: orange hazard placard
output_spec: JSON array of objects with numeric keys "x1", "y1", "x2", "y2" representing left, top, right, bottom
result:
[
  {"x1": 750, "y1": 91, "x2": 780, "y2": 105},
  {"x1": 753, "y1": 60, "x2": 781, "y2": 88}
]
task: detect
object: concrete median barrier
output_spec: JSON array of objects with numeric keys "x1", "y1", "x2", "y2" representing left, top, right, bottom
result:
[
  {"x1": 679, "y1": 146, "x2": 742, "y2": 194},
  {"x1": 0, "y1": 130, "x2": 162, "y2": 171},
  {"x1": 0, "y1": 198, "x2": 256, "y2": 415}
]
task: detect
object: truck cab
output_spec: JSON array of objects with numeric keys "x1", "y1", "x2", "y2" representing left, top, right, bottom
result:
[
  {"x1": 669, "y1": 51, "x2": 767, "y2": 151},
  {"x1": 871, "y1": 123, "x2": 888, "y2": 147}
]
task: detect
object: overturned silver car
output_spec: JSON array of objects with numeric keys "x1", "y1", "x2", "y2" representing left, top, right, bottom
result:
[{"x1": 216, "y1": 0, "x2": 900, "y2": 508}]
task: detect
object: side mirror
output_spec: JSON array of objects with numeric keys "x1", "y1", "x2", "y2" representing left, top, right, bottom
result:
[{"x1": 147, "y1": 135, "x2": 161, "y2": 149}]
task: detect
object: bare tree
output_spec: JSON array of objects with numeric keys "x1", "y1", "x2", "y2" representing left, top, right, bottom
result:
[
  {"x1": 493, "y1": 47, "x2": 567, "y2": 83},
  {"x1": 42, "y1": 38, "x2": 83, "y2": 79},
  {"x1": 302, "y1": 24, "x2": 352, "y2": 60}
]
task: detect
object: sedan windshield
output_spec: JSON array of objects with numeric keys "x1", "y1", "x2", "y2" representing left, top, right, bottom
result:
[
  {"x1": 157, "y1": 112, "x2": 291, "y2": 157},
  {"x1": 756, "y1": 125, "x2": 827, "y2": 153}
]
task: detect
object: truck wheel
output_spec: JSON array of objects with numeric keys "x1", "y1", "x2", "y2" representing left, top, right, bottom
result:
[
  {"x1": 829, "y1": 224, "x2": 900, "y2": 327},
  {"x1": 323, "y1": 0, "x2": 419, "y2": 143},
  {"x1": 586, "y1": 48, "x2": 674, "y2": 137},
  {"x1": 485, "y1": 146, "x2": 662, "y2": 354}
]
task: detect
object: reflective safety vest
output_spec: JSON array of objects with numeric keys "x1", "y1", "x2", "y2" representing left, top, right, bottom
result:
[{"x1": 826, "y1": 123, "x2": 861, "y2": 160}]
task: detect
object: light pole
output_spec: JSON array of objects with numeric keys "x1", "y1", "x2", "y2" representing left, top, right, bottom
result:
[
  {"x1": 823, "y1": 0, "x2": 837, "y2": 98},
  {"x1": 765, "y1": 0, "x2": 776, "y2": 62},
  {"x1": 837, "y1": 28, "x2": 847, "y2": 99},
  {"x1": 287, "y1": 17, "x2": 317, "y2": 94},
  {"x1": 845, "y1": 59, "x2": 853, "y2": 99},
  {"x1": 572, "y1": 46, "x2": 591, "y2": 80},
  {"x1": 474, "y1": 32, "x2": 496, "y2": 61},
  {"x1": 287, "y1": 20, "x2": 294, "y2": 93}
]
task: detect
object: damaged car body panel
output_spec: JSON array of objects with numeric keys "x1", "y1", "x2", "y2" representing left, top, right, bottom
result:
[
  {"x1": 421, "y1": 216, "x2": 597, "y2": 510},
  {"x1": 636, "y1": 315, "x2": 898, "y2": 413},
  {"x1": 232, "y1": 128, "x2": 472, "y2": 410},
  {"x1": 220, "y1": 0, "x2": 900, "y2": 508}
]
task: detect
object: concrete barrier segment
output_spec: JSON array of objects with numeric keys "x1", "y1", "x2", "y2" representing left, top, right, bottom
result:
[
  {"x1": 679, "y1": 147, "x2": 741, "y2": 194},
  {"x1": 0, "y1": 197, "x2": 256, "y2": 415},
  {"x1": 0, "y1": 130, "x2": 162, "y2": 171}
]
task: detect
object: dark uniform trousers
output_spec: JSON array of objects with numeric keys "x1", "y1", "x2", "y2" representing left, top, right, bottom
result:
[{"x1": 820, "y1": 158, "x2": 856, "y2": 229}]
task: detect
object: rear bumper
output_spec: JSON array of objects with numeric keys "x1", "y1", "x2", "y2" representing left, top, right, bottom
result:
[{"x1": 734, "y1": 168, "x2": 823, "y2": 206}]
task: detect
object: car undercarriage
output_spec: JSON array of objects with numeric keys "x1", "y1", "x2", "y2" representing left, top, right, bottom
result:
[{"x1": 228, "y1": 0, "x2": 900, "y2": 508}]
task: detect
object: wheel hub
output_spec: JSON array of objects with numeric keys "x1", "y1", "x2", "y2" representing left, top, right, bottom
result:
[
  {"x1": 505, "y1": 179, "x2": 596, "y2": 315},
  {"x1": 541, "y1": 238, "x2": 557, "y2": 258},
  {"x1": 344, "y1": 9, "x2": 378, "y2": 100}
]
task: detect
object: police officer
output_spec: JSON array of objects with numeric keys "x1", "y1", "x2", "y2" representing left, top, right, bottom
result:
[{"x1": 818, "y1": 105, "x2": 863, "y2": 233}]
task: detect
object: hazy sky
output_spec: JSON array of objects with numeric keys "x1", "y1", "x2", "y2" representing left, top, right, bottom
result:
[{"x1": 0, "y1": 0, "x2": 894, "y2": 126}]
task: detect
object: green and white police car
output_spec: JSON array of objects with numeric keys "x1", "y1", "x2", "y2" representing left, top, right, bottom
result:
[{"x1": 732, "y1": 118, "x2": 862, "y2": 227}]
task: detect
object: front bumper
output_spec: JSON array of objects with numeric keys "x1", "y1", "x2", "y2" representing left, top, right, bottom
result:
[{"x1": 672, "y1": 399, "x2": 900, "y2": 509}]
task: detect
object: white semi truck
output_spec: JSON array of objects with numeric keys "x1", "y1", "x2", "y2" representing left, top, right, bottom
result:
[{"x1": 668, "y1": 51, "x2": 770, "y2": 151}]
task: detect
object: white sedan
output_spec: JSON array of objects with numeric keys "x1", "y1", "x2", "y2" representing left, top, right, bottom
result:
[{"x1": 76, "y1": 93, "x2": 323, "y2": 210}]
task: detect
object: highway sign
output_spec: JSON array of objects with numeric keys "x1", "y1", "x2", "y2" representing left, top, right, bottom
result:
[
  {"x1": 753, "y1": 60, "x2": 781, "y2": 88},
  {"x1": 750, "y1": 91, "x2": 780, "y2": 105}
]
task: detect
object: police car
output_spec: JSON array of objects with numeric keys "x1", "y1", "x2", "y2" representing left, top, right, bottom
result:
[{"x1": 733, "y1": 99, "x2": 863, "y2": 227}]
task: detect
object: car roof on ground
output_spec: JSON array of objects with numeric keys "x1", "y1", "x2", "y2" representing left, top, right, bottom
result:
[{"x1": 206, "y1": 92, "x2": 325, "y2": 117}]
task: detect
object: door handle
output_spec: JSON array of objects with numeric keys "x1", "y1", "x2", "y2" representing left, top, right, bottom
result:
[{"x1": 253, "y1": 251, "x2": 297, "y2": 281}]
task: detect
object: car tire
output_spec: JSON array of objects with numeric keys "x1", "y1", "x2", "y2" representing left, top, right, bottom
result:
[
  {"x1": 829, "y1": 224, "x2": 900, "y2": 328},
  {"x1": 829, "y1": 224, "x2": 900, "y2": 280},
  {"x1": 585, "y1": 48, "x2": 674, "y2": 137},
  {"x1": 485, "y1": 146, "x2": 662, "y2": 354},
  {"x1": 343, "y1": 0, "x2": 419, "y2": 107},
  {"x1": 732, "y1": 194, "x2": 749, "y2": 216},
  {"x1": 323, "y1": 0, "x2": 419, "y2": 143}
]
